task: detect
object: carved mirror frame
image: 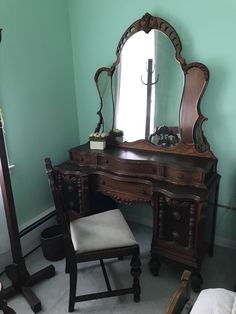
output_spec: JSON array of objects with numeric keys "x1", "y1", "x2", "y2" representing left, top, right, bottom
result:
[{"x1": 94, "y1": 13, "x2": 213, "y2": 158}]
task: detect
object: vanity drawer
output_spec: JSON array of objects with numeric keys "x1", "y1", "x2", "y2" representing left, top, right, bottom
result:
[
  {"x1": 165, "y1": 167, "x2": 203, "y2": 185},
  {"x1": 71, "y1": 151, "x2": 97, "y2": 167},
  {"x1": 97, "y1": 156, "x2": 163, "y2": 179},
  {"x1": 93, "y1": 174, "x2": 153, "y2": 203}
]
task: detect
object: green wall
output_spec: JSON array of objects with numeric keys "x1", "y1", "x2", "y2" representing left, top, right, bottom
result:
[
  {"x1": 0, "y1": 0, "x2": 78, "y2": 225},
  {"x1": 0, "y1": 0, "x2": 235, "y2": 242},
  {"x1": 68, "y1": 0, "x2": 236, "y2": 241}
]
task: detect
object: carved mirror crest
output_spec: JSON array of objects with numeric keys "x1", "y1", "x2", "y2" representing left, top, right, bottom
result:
[{"x1": 94, "y1": 13, "x2": 210, "y2": 156}]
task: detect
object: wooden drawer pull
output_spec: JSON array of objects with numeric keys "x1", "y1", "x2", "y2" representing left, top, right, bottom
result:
[
  {"x1": 172, "y1": 211, "x2": 181, "y2": 221},
  {"x1": 67, "y1": 186, "x2": 73, "y2": 192},
  {"x1": 172, "y1": 231, "x2": 180, "y2": 241}
]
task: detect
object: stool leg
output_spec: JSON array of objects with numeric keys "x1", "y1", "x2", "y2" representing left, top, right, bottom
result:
[
  {"x1": 130, "y1": 255, "x2": 141, "y2": 302},
  {"x1": 69, "y1": 267, "x2": 77, "y2": 312}
]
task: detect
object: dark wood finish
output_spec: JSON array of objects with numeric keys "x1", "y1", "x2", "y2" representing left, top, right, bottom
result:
[
  {"x1": 79, "y1": 11, "x2": 219, "y2": 282},
  {"x1": 94, "y1": 13, "x2": 210, "y2": 155},
  {"x1": 45, "y1": 158, "x2": 141, "y2": 312},
  {"x1": 70, "y1": 143, "x2": 216, "y2": 189},
  {"x1": 166, "y1": 270, "x2": 192, "y2": 314},
  {"x1": 64, "y1": 142, "x2": 220, "y2": 291},
  {"x1": 54, "y1": 12, "x2": 219, "y2": 293},
  {"x1": 0, "y1": 282, "x2": 16, "y2": 314}
]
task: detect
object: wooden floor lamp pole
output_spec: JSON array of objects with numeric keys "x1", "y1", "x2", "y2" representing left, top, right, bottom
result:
[{"x1": 0, "y1": 29, "x2": 55, "y2": 313}]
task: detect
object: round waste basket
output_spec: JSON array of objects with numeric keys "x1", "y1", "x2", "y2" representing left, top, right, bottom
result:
[{"x1": 40, "y1": 225, "x2": 65, "y2": 261}]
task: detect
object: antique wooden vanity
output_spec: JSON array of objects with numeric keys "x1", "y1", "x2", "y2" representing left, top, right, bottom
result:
[{"x1": 55, "y1": 13, "x2": 220, "y2": 292}]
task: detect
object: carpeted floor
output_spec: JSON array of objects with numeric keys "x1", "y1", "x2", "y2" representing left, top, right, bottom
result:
[{"x1": 1, "y1": 222, "x2": 236, "y2": 314}]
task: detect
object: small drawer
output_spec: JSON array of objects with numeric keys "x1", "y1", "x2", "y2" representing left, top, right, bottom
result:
[
  {"x1": 97, "y1": 156, "x2": 163, "y2": 179},
  {"x1": 94, "y1": 174, "x2": 152, "y2": 203},
  {"x1": 172, "y1": 231, "x2": 180, "y2": 241},
  {"x1": 172, "y1": 211, "x2": 181, "y2": 221},
  {"x1": 165, "y1": 167, "x2": 202, "y2": 185},
  {"x1": 71, "y1": 152, "x2": 97, "y2": 167}
]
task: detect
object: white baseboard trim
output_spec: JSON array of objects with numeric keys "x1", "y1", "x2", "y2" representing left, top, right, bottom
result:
[
  {"x1": 19, "y1": 206, "x2": 56, "y2": 256},
  {"x1": 124, "y1": 212, "x2": 236, "y2": 251},
  {"x1": 215, "y1": 236, "x2": 236, "y2": 250},
  {"x1": 19, "y1": 206, "x2": 55, "y2": 232},
  {"x1": 0, "y1": 206, "x2": 56, "y2": 273}
]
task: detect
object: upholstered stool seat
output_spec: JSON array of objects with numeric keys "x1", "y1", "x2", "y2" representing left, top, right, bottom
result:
[{"x1": 70, "y1": 209, "x2": 137, "y2": 253}]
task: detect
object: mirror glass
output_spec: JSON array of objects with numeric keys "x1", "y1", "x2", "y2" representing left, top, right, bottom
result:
[
  {"x1": 115, "y1": 30, "x2": 184, "y2": 145},
  {"x1": 99, "y1": 29, "x2": 185, "y2": 146},
  {"x1": 95, "y1": 13, "x2": 209, "y2": 152}
]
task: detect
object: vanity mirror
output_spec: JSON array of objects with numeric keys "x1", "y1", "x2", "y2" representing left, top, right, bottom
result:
[
  {"x1": 94, "y1": 13, "x2": 210, "y2": 155},
  {"x1": 65, "y1": 12, "x2": 220, "y2": 292}
]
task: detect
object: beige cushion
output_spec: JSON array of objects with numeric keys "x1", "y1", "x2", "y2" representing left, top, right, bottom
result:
[
  {"x1": 190, "y1": 288, "x2": 236, "y2": 314},
  {"x1": 70, "y1": 209, "x2": 137, "y2": 254}
]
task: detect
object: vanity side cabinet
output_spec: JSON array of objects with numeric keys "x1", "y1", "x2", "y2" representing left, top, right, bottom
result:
[{"x1": 150, "y1": 175, "x2": 220, "y2": 291}]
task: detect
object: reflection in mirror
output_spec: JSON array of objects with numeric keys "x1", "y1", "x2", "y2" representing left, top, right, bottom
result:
[{"x1": 113, "y1": 30, "x2": 184, "y2": 146}]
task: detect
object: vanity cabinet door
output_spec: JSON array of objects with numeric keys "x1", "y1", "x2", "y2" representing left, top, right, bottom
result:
[{"x1": 157, "y1": 195, "x2": 197, "y2": 248}]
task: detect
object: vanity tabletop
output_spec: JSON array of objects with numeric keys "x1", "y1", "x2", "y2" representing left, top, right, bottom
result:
[{"x1": 69, "y1": 142, "x2": 216, "y2": 172}]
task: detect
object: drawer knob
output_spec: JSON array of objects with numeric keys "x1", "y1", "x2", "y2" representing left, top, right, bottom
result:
[
  {"x1": 172, "y1": 231, "x2": 180, "y2": 241},
  {"x1": 69, "y1": 201, "x2": 75, "y2": 208},
  {"x1": 172, "y1": 211, "x2": 181, "y2": 221}
]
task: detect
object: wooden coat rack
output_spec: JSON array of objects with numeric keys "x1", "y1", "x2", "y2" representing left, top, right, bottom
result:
[{"x1": 0, "y1": 29, "x2": 55, "y2": 313}]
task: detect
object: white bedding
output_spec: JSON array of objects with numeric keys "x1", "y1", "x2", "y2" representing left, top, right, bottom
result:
[{"x1": 190, "y1": 288, "x2": 236, "y2": 314}]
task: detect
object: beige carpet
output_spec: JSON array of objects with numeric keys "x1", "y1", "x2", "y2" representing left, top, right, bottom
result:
[{"x1": 1, "y1": 223, "x2": 236, "y2": 314}]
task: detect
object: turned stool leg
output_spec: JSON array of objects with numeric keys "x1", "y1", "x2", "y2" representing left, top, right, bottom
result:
[{"x1": 130, "y1": 255, "x2": 141, "y2": 302}]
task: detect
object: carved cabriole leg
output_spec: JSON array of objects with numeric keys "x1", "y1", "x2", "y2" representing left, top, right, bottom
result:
[{"x1": 130, "y1": 255, "x2": 141, "y2": 302}]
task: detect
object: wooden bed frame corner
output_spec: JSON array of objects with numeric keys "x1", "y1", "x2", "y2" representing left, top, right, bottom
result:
[{"x1": 166, "y1": 270, "x2": 192, "y2": 314}]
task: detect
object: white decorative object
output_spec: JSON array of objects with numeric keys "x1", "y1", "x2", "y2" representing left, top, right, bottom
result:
[
  {"x1": 90, "y1": 140, "x2": 106, "y2": 150},
  {"x1": 109, "y1": 129, "x2": 124, "y2": 142},
  {"x1": 89, "y1": 132, "x2": 107, "y2": 150}
]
